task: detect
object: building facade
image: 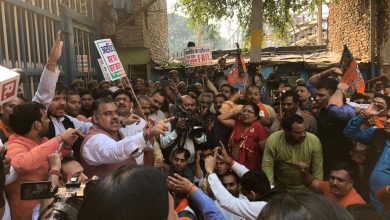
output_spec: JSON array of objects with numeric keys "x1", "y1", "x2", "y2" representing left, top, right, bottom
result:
[
  {"x1": 328, "y1": 0, "x2": 390, "y2": 77},
  {"x1": 114, "y1": 0, "x2": 169, "y2": 80}
]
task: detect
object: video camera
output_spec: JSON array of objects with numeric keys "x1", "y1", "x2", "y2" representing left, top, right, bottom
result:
[
  {"x1": 175, "y1": 106, "x2": 205, "y2": 139},
  {"x1": 20, "y1": 176, "x2": 96, "y2": 220}
]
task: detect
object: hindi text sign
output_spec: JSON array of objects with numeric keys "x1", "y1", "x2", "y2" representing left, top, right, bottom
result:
[
  {"x1": 94, "y1": 39, "x2": 126, "y2": 81},
  {"x1": 184, "y1": 47, "x2": 212, "y2": 67},
  {"x1": 97, "y1": 58, "x2": 111, "y2": 81}
]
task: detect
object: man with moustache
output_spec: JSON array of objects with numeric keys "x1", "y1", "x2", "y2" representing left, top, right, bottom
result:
[
  {"x1": 149, "y1": 90, "x2": 166, "y2": 123},
  {"x1": 299, "y1": 161, "x2": 365, "y2": 208},
  {"x1": 80, "y1": 97, "x2": 171, "y2": 177},
  {"x1": 280, "y1": 90, "x2": 317, "y2": 134},
  {"x1": 262, "y1": 114, "x2": 323, "y2": 192},
  {"x1": 113, "y1": 90, "x2": 151, "y2": 165},
  {"x1": 133, "y1": 95, "x2": 153, "y2": 119},
  {"x1": 45, "y1": 83, "x2": 92, "y2": 161}
]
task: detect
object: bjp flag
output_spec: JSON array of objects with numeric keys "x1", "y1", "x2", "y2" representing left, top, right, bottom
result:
[
  {"x1": 340, "y1": 45, "x2": 365, "y2": 93},
  {"x1": 227, "y1": 54, "x2": 247, "y2": 90}
]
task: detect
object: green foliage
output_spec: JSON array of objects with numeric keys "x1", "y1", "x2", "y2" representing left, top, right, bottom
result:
[
  {"x1": 175, "y1": 0, "x2": 320, "y2": 41},
  {"x1": 168, "y1": 14, "x2": 229, "y2": 56}
]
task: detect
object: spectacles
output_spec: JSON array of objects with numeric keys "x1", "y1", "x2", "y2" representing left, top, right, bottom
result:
[{"x1": 96, "y1": 110, "x2": 119, "y2": 117}]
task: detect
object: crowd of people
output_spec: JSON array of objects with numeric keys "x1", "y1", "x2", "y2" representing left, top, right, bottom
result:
[{"x1": 0, "y1": 31, "x2": 388, "y2": 220}]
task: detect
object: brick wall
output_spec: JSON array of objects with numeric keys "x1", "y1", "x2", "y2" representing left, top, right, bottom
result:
[
  {"x1": 115, "y1": 0, "x2": 146, "y2": 48},
  {"x1": 328, "y1": 0, "x2": 370, "y2": 60},
  {"x1": 143, "y1": 0, "x2": 169, "y2": 62},
  {"x1": 377, "y1": 1, "x2": 390, "y2": 67},
  {"x1": 115, "y1": 0, "x2": 168, "y2": 63}
]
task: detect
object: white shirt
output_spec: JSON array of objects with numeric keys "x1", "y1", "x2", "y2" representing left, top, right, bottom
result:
[
  {"x1": 32, "y1": 67, "x2": 60, "y2": 109},
  {"x1": 215, "y1": 194, "x2": 248, "y2": 220},
  {"x1": 208, "y1": 173, "x2": 266, "y2": 220},
  {"x1": 160, "y1": 123, "x2": 207, "y2": 163},
  {"x1": 231, "y1": 161, "x2": 250, "y2": 178},
  {"x1": 120, "y1": 118, "x2": 147, "y2": 165},
  {"x1": 31, "y1": 66, "x2": 92, "y2": 136},
  {"x1": 82, "y1": 132, "x2": 153, "y2": 166},
  {"x1": 49, "y1": 115, "x2": 92, "y2": 136},
  {"x1": 149, "y1": 110, "x2": 166, "y2": 123}
]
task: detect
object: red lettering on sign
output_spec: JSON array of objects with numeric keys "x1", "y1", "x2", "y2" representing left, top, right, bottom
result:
[
  {"x1": 107, "y1": 55, "x2": 118, "y2": 63},
  {"x1": 1, "y1": 80, "x2": 16, "y2": 101}
]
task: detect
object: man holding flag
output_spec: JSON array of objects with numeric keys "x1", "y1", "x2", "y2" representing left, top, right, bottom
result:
[{"x1": 227, "y1": 44, "x2": 247, "y2": 90}]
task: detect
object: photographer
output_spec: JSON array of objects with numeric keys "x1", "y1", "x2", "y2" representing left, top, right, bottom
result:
[
  {"x1": 161, "y1": 95, "x2": 207, "y2": 164},
  {"x1": 40, "y1": 153, "x2": 88, "y2": 219}
]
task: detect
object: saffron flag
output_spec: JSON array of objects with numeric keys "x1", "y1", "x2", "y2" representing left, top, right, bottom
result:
[
  {"x1": 227, "y1": 54, "x2": 247, "y2": 90},
  {"x1": 340, "y1": 45, "x2": 365, "y2": 93}
]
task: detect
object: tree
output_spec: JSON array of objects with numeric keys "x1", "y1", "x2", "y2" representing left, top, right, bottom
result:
[
  {"x1": 175, "y1": 0, "x2": 322, "y2": 43},
  {"x1": 168, "y1": 14, "x2": 229, "y2": 57}
]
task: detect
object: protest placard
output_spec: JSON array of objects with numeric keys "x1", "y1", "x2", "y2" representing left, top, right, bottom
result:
[
  {"x1": 184, "y1": 47, "x2": 212, "y2": 67},
  {"x1": 94, "y1": 39, "x2": 126, "y2": 81},
  {"x1": 0, "y1": 66, "x2": 20, "y2": 105},
  {"x1": 97, "y1": 58, "x2": 111, "y2": 81}
]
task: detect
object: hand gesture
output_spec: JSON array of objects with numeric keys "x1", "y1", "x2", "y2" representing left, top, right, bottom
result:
[
  {"x1": 60, "y1": 128, "x2": 84, "y2": 147},
  {"x1": 204, "y1": 150, "x2": 218, "y2": 174},
  {"x1": 167, "y1": 173, "x2": 196, "y2": 195},
  {"x1": 122, "y1": 114, "x2": 141, "y2": 126},
  {"x1": 47, "y1": 30, "x2": 64, "y2": 66},
  {"x1": 216, "y1": 142, "x2": 231, "y2": 164},
  {"x1": 48, "y1": 152, "x2": 62, "y2": 171},
  {"x1": 149, "y1": 117, "x2": 175, "y2": 137}
]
